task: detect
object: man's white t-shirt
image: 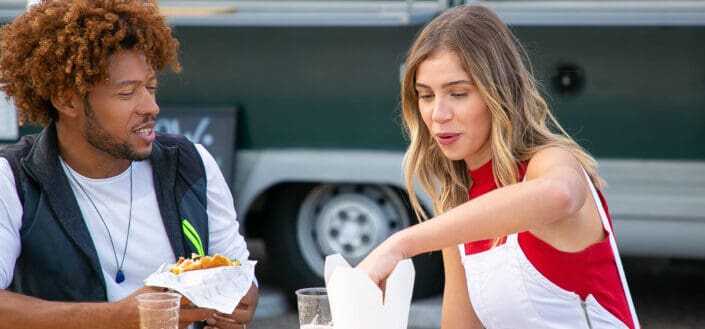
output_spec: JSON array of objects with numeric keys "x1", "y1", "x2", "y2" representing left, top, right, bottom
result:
[{"x1": 0, "y1": 144, "x2": 250, "y2": 301}]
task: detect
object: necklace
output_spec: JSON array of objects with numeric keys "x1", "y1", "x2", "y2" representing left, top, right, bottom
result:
[{"x1": 63, "y1": 160, "x2": 133, "y2": 284}]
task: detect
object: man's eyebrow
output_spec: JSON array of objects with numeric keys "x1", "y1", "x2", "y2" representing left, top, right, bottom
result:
[
  {"x1": 112, "y1": 75, "x2": 157, "y2": 88},
  {"x1": 415, "y1": 80, "x2": 473, "y2": 89}
]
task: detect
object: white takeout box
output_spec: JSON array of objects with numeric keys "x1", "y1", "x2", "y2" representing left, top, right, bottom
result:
[{"x1": 324, "y1": 254, "x2": 415, "y2": 329}]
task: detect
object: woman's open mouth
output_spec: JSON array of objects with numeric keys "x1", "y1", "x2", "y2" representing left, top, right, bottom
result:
[{"x1": 435, "y1": 133, "x2": 460, "y2": 146}]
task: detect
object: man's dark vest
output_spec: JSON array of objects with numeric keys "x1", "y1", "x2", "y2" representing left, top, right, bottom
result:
[{"x1": 0, "y1": 122, "x2": 209, "y2": 301}]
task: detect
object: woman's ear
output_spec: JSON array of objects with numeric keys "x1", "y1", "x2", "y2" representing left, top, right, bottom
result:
[{"x1": 50, "y1": 90, "x2": 81, "y2": 118}]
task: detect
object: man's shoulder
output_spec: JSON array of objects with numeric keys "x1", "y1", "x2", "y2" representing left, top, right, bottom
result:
[
  {"x1": 154, "y1": 132, "x2": 201, "y2": 158},
  {"x1": 153, "y1": 133, "x2": 206, "y2": 176},
  {"x1": 155, "y1": 132, "x2": 195, "y2": 149},
  {"x1": 0, "y1": 134, "x2": 39, "y2": 168},
  {"x1": 0, "y1": 134, "x2": 40, "y2": 204}
]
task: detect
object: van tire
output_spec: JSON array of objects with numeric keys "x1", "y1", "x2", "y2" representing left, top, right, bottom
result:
[{"x1": 264, "y1": 183, "x2": 443, "y2": 302}]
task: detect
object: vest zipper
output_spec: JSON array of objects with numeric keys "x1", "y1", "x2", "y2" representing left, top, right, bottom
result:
[{"x1": 581, "y1": 300, "x2": 593, "y2": 329}]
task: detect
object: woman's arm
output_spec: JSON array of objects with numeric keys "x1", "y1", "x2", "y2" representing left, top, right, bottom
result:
[
  {"x1": 359, "y1": 147, "x2": 589, "y2": 286},
  {"x1": 440, "y1": 247, "x2": 483, "y2": 329},
  {"x1": 402, "y1": 147, "x2": 587, "y2": 257}
]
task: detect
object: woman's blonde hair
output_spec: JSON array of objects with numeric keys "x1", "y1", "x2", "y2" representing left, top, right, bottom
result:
[{"x1": 401, "y1": 5, "x2": 601, "y2": 220}]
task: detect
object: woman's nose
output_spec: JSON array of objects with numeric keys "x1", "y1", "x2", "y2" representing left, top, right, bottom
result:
[{"x1": 431, "y1": 97, "x2": 452, "y2": 122}]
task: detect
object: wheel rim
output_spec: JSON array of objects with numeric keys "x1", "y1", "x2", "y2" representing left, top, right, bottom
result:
[{"x1": 296, "y1": 184, "x2": 411, "y2": 278}]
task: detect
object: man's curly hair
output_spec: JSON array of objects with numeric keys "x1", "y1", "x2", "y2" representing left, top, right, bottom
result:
[{"x1": 0, "y1": 0, "x2": 181, "y2": 127}]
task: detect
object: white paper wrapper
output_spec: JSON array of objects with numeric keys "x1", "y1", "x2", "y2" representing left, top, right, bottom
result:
[{"x1": 144, "y1": 260, "x2": 257, "y2": 314}]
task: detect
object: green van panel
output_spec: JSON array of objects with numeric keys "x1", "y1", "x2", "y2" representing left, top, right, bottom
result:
[{"x1": 156, "y1": 24, "x2": 704, "y2": 159}]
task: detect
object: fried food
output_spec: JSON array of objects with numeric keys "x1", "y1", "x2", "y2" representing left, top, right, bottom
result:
[{"x1": 170, "y1": 253, "x2": 240, "y2": 274}]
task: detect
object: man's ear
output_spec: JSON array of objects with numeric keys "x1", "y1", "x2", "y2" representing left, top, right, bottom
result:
[{"x1": 50, "y1": 90, "x2": 82, "y2": 118}]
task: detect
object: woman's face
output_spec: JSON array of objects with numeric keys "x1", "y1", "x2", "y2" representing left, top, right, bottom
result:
[{"x1": 415, "y1": 49, "x2": 492, "y2": 170}]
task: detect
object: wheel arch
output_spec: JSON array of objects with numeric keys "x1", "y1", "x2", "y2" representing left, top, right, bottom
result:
[{"x1": 233, "y1": 149, "x2": 432, "y2": 237}]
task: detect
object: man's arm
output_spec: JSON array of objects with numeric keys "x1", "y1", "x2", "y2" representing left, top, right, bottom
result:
[
  {"x1": 196, "y1": 144, "x2": 251, "y2": 264},
  {"x1": 195, "y1": 145, "x2": 259, "y2": 328},
  {"x1": 0, "y1": 158, "x2": 22, "y2": 286},
  {"x1": 0, "y1": 286, "x2": 215, "y2": 329},
  {"x1": 1, "y1": 158, "x2": 136, "y2": 328},
  {"x1": 0, "y1": 288, "x2": 139, "y2": 329}
]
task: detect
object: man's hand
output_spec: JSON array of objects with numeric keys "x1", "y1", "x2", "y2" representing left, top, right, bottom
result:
[
  {"x1": 118, "y1": 286, "x2": 214, "y2": 329},
  {"x1": 115, "y1": 286, "x2": 166, "y2": 328},
  {"x1": 179, "y1": 304, "x2": 216, "y2": 328},
  {"x1": 204, "y1": 283, "x2": 258, "y2": 329}
]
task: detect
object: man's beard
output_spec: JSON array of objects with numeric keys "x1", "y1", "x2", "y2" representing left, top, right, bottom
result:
[{"x1": 83, "y1": 98, "x2": 153, "y2": 161}]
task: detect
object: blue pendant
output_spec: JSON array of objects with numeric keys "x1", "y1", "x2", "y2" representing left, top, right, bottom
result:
[{"x1": 115, "y1": 269, "x2": 125, "y2": 283}]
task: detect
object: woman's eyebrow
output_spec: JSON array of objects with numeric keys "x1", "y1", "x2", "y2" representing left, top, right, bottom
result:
[
  {"x1": 415, "y1": 80, "x2": 473, "y2": 89},
  {"x1": 442, "y1": 80, "x2": 473, "y2": 88}
]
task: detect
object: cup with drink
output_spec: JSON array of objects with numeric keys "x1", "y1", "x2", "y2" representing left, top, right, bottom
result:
[
  {"x1": 136, "y1": 292, "x2": 181, "y2": 329},
  {"x1": 295, "y1": 287, "x2": 334, "y2": 329}
]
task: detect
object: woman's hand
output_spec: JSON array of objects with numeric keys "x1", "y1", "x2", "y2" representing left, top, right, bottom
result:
[{"x1": 356, "y1": 232, "x2": 408, "y2": 291}]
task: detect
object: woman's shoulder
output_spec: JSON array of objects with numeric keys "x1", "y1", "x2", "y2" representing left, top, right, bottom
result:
[{"x1": 524, "y1": 146, "x2": 583, "y2": 179}]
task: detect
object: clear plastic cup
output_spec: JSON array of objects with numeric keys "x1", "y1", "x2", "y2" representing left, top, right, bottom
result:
[
  {"x1": 136, "y1": 292, "x2": 181, "y2": 329},
  {"x1": 295, "y1": 287, "x2": 334, "y2": 329}
]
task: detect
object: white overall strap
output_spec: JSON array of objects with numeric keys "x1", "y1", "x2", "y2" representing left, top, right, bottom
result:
[{"x1": 583, "y1": 170, "x2": 640, "y2": 328}]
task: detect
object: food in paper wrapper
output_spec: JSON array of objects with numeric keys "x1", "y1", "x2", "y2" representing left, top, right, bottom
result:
[
  {"x1": 145, "y1": 254, "x2": 256, "y2": 314},
  {"x1": 170, "y1": 253, "x2": 241, "y2": 274}
]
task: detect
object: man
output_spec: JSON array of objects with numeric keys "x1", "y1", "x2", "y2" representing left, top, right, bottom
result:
[{"x1": 0, "y1": 1, "x2": 257, "y2": 328}]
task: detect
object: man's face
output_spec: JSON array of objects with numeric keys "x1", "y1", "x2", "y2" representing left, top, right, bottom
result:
[{"x1": 83, "y1": 51, "x2": 159, "y2": 161}]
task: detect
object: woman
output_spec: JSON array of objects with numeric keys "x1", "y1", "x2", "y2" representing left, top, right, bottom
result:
[{"x1": 357, "y1": 5, "x2": 639, "y2": 328}]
